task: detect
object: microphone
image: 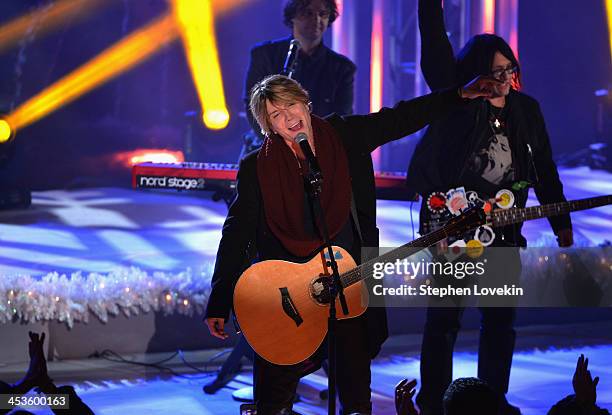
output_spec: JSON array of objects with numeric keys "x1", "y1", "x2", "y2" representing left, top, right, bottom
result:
[
  {"x1": 282, "y1": 39, "x2": 300, "y2": 79},
  {"x1": 294, "y1": 132, "x2": 321, "y2": 176}
]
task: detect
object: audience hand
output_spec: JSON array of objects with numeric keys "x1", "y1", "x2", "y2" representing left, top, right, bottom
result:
[
  {"x1": 25, "y1": 332, "x2": 52, "y2": 388},
  {"x1": 9, "y1": 332, "x2": 51, "y2": 395},
  {"x1": 395, "y1": 378, "x2": 419, "y2": 415},
  {"x1": 572, "y1": 354, "x2": 599, "y2": 408}
]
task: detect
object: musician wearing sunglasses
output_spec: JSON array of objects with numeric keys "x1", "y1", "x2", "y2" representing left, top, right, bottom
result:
[{"x1": 406, "y1": 1, "x2": 574, "y2": 414}]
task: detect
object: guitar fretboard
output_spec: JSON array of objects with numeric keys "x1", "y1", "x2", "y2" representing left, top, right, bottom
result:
[
  {"x1": 339, "y1": 194, "x2": 612, "y2": 289},
  {"x1": 339, "y1": 209, "x2": 484, "y2": 288},
  {"x1": 492, "y1": 195, "x2": 612, "y2": 227}
]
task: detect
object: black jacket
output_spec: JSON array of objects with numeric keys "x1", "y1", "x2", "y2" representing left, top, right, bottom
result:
[
  {"x1": 206, "y1": 88, "x2": 465, "y2": 357},
  {"x1": 406, "y1": 0, "x2": 571, "y2": 244}
]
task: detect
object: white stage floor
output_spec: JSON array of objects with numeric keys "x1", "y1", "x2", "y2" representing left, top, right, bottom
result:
[
  {"x1": 1, "y1": 167, "x2": 611, "y2": 279},
  {"x1": 1, "y1": 323, "x2": 610, "y2": 414}
]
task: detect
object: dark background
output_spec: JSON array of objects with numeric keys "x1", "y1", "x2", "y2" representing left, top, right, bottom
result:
[{"x1": 0, "y1": 0, "x2": 610, "y2": 190}]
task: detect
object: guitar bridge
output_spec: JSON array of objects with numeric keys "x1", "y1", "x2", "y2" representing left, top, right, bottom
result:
[{"x1": 279, "y1": 287, "x2": 303, "y2": 327}]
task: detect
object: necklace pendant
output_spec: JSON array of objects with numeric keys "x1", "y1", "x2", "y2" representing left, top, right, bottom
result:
[{"x1": 494, "y1": 118, "x2": 501, "y2": 129}]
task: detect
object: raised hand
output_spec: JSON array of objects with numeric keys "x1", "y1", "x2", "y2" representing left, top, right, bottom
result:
[
  {"x1": 460, "y1": 76, "x2": 504, "y2": 99},
  {"x1": 25, "y1": 331, "x2": 51, "y2": 388},
  {"x1": 572, "y1": 354, "x2": 599, "y2": 407},
  {"x1": 11, "y1": 332, "x2": 51, "y2": 394}
]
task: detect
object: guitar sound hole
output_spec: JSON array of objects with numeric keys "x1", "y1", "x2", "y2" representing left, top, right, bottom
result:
[{"x1": 310, "y1": 276, "x2": 331, "y2": 305}]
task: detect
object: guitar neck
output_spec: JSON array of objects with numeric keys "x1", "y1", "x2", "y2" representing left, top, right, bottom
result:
[
  {"x1": 339, "y1": 215, "x2": 474, "y2": 288},
  {"x1": 492, "y1": 195, "x2": 612, "y2": 227}
]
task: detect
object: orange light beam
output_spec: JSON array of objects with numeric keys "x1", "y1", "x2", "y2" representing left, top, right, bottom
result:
[
  {"x1": 170, "y1": 0, "x2": 229, "y2": 130},
  {"x1": 0, "y1": 0, "x2": 108, "y2": 54},
  {"x1": 209, "y1": 0, "x2": 252, "y2": 16},
  {"x1": 5, "y1": 14, "x2": 179, "y2": 132}
]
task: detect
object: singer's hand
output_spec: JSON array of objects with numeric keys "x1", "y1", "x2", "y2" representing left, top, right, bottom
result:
[
  {"x1": 460, "y1": 76, "x2": 504, "y2": 99},
  {"x1": 206, "y1": 318, "x2": 229, "y2": 340}
]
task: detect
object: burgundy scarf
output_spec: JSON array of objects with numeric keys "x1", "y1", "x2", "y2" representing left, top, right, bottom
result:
[{"x1": 257, "y1": 115, "x2": 351, "y2": 257}]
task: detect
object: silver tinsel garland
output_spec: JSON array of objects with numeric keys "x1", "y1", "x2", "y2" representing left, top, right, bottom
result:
[
  {"x1": 1, "y1": 238, "x2": 609, "y2": 327},
  {"x1": 0, "y1": 266, "x2": 212, "y2": 328}
]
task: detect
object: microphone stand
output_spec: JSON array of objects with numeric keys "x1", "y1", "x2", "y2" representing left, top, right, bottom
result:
[
  {"x1": 282, "y1": 39, "x2": 300, "y2": 79},
  {"x1": 304, "y1": 167, "x2": 349, "y2": 415}
]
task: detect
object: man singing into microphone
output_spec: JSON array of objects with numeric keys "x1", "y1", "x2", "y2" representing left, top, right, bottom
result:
[
  {"x1": 204, "y1": 0, "x2": 356, "y2": 396},
  {"x1": 205, "y1": 74, "x2": 499, "y2": 414}
]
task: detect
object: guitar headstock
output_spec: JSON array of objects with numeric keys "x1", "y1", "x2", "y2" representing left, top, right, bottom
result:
[{"x1": 444, "y1": 206, "x2": 488, "y2": 238}]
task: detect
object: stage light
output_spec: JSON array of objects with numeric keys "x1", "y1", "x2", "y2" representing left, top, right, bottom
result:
[
  {"x1": 3, "y1": 0, "x2": 246, "y2": 133},
  {"x1": 170, "y1": 0, "x2": 230, "y2": 130},
  {"x1": 209, "y1": 0, "x2": 252, "y2": 15},
  {"x1": 483, "y1": 0, "x2": 496, "y2": 33},
  {"x1": 332, "y1": 0, "x2": 344, "y2": 54},
  {"x1": 606, "y1": 0, "x2": 612, "y2": 63},
  {"x1": 0, "y1": 119, "x2": 12, "y2": 144},
  {"x1": 496, "y1": 0, "x2": 519, "y2": 59},
  {"x1": 370, "y1": 0, "x2": 384, "y2": 170},
  {"x1": 124, "y1": 149, "x2": 185, "y2": 166},
  {"x1": 0, "y1": 0, "x2": 107, "y2": 54},
  {"x1": 370, "y1": 0, "x2": 383, "y2": 114},
  {"x1": 4, "y1": 14, "x2": 179, "y2": 132},
  {"x1": 203, "y1": 109, "x2": 230, "y2": 130}
]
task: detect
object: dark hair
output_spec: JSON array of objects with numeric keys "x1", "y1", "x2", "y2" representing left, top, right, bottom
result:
[
  {"x1": 443, "y1": 377, "x2": 499, "y2": 415},
  {"x1": 283, "y1": 0, "x2": 339, "y2": 28},
  {"x1": 548, "y1": 394, "x2": 611, "y2": 415},
  {"x1": 456, "y1": 34, "x2": 521, "y2": 90}
]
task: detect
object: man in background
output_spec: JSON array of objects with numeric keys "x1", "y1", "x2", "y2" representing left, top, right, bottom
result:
[{"x1": 243, "y1": 0, "x2": 355, "y2": 150}]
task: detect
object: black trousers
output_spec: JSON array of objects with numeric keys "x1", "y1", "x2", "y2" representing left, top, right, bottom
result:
[
  {"x1": 416, "y1": 306, "x2": 517, "y2": 415},
  {"x1": 253, "y1": 315, "x2": 372, "y2": 415},
  {"x1": 416, "y1": 247, "x2": 521, "y2": 415}
]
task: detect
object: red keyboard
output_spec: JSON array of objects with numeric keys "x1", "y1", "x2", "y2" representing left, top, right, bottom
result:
[{"x1": 132, "y1": 162, "x2": 417, "y2": 200}]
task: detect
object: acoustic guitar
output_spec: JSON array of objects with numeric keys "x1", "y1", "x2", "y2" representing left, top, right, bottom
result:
[{"x1": 233, "y1": 194, "x2": 611, "y2": 365}]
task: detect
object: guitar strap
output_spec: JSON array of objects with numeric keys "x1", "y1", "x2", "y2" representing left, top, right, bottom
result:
[{"x1": 350, "y1": 195, "x2": 363, "y2": 244}]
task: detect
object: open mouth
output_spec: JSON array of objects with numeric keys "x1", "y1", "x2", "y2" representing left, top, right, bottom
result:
[{"x1": 288, "y1": 120, "x2": 303, "y2": 132}]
